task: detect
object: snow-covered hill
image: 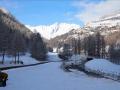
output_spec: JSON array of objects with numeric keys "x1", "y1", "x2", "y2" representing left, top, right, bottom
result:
[
  {"x1": 86, "y1": 11, "x2": 120, "y2": 27},
  {"x1": 48, "y1": 11, "x2": 120, "y2": 48},
  {"x1": 26, "y1": 23, "x2": 80, "y2": 39},
  {"x1": 0, "y1": 7, "x2": 9, "y2": 14}
]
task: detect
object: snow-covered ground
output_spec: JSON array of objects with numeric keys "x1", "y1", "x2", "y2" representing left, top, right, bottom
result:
[
  {"x1": 63, "y1": 54, "x2": 82, "y2": 66},
  {"x1": 85, "y1": 59, "x2": 120, "y2": 75},
  {"x1": 1, "y1": 53, "x2": 120, "y2": 90},
  {"x1": 85, "y1": 59, "x2": 120, "y2": 80},
  {"x1": 0, "y1": 53, "x2": 39, "y2": 68},
  {"x1": 64, "y1": 54, "x2": 87, "y2": 66},
  {"x1": 47, "y1": 52, "x2": 61, "y2": 62}
]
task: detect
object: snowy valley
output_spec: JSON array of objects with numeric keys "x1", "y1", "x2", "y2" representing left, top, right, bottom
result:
[
  {"x1": 1, "y1": 53, "x2": 120, "y2": 90},
  {"x1": 0, "y1": 0, "x2": 120, "y2": 90}
]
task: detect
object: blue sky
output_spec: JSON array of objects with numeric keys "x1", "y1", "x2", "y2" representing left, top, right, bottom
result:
[{"x1": 0, "y1": 0, "x2": 120, "y2": 26}]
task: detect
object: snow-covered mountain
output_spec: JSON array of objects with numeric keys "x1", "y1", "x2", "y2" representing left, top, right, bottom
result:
[
  {"x1": 48, "y1": 11, "x2": 120, "y2": 48},
  {"x1": 86, "y1": 11, "x2": 120, "y2": 27},
  {"x1": 26, "y1": 23, "x2": 80, "y2": 39},
  {"x1": 0, "y1": 7, "x2": 9, "y2": 14}
]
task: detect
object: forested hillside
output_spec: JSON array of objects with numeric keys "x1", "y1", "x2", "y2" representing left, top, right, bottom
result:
[
  {"x1": 0, "y1": 8, "x2": 47, "y2": 64},
  {"x1": 48, "y1": 12, "x2": 120, "y2": 64}
]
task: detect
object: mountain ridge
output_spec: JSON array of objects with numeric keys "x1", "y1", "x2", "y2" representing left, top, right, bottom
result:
[
  {"x1": 26, "y1": 23, "x2": 80, "y2": 39},
  {"x1": 87, "y1": 11, "x2": 120, "y2": 27},
  {"x1": 48, "y1": 12, "x2": 120, "y2": 48}
]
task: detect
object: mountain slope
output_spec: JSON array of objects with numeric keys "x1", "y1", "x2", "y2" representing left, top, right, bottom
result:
[
  {"x1": 0, "y1": 7, "x2": 47, "y2": 61},
  {"x1": 26, "y1": 23, "x2": 80, "y2": 39},
  {"x1": 0, "y1": 7, "x2": 32, "y2": 53},
  {"x1": 86, "y1": 11, "x2": 120, "y2": 27},
  {"x1": 0, "y1": 7, "x2": 32, "y2": 39},
  {"x1": 48, "y1": 11, "x2": 120, "y2": 48}
]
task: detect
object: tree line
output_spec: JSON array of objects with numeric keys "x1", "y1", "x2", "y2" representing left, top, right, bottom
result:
[
  {"x1": 60, "y1": 31, "x2": 120, "y2": 64},
  {"x1": 0, "y1": 27, "x2": 47, "y2": 64}
]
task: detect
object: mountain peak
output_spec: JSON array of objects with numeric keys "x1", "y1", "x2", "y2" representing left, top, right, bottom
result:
[
  {"x1": 26, "y1": 23, "x2": 80, "y2": 39},
  {"x1": 0, "y1": 7, "x2": 9, "y2": 14}
]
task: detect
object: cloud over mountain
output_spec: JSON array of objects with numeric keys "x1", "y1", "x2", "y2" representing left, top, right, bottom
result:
[{"x1": 74, "y1": 0, "x2": 120, "y2": 23}]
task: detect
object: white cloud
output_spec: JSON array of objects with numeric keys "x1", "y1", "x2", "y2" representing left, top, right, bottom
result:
[{"x1": 73, "y1": 0, "x2": 120, "y2": 23}]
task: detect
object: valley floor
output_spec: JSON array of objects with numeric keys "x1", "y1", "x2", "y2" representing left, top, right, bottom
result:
[{"x1": 2, "y1": 53, "x2": 120, "y2": 90}]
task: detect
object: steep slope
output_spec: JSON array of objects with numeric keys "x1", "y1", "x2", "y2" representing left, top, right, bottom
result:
[
  {"x1": 0, "y1": 7, "x2": 47, "y2": 61},
  {"x1": 0, "y1": 8, "x2": 32, "y2": 39},
  {"x1": 48, "y1": 27, "x2": 92, "y2": 48},
  {"x1": 26, "y1": 23, "x2": 80, "y2": 39}
]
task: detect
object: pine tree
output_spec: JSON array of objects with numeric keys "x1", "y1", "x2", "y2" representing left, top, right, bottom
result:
[
  {"x1": 94, "y1": 32, "x2": 106, "y2": 58},
  {"x1": 83, "y1": 35, "x2": 96, "y2": 57},
  {"x1": 101, "y1": 36, "x2": 106, "y2": 58},
  {"x1": 31, "y1": 33, "x2": 47, "y2": 60},
  {"x1": 95, "y1": 32, "x2": 101, "y2": 58},
  {"x1": 77, "y1": 36, "x2": 81, "y2": 54},
  {"x1": 109, "y1": 44, "x2": 120, "y2": 64},
  {"x1": 109, "y1": 44, "x2": 114, "y2": 60}
]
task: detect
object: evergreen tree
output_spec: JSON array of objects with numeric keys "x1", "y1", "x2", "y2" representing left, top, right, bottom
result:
[
  {"x1": 109, "y1": 44, "x2": 114, "y2": 60},
  {"x1": 83, "y1": 35, "x2": 96, "y2": 56},
  {"x1": 95, "y1": 32, "x2": 101, "y2": 58},
  {"x1": 77, "y1": 36, "x2": 81, "y2": 54},
  {"x1": 95, "y1": 32, "x2": 106, "y2": 58},
  {"x1": 31, "y1": 33, "x2": 47, "y2": 60},
  {"x1": 109, "y1": 44, "x2": 120, "y2": 64},
  {"x1": 72, "y1": 38, "x2": 78, "y2": 54},
  {"x1": 101, "y1": 36, "x2": 106, "y2": 58}
]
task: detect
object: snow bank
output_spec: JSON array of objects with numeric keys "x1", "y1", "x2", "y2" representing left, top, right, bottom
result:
[
  {"x1": 85, "y1": 59, "x2": 120, "y2": 80},
  {"x1": 0, "y1": 53, "x2": 39, "y2": 68},
  {"x1": 19, "y1": 53, "x2": 38, "y2": 64}
]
